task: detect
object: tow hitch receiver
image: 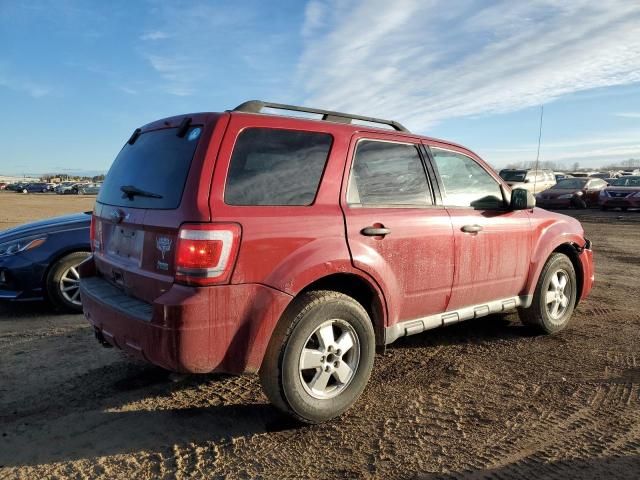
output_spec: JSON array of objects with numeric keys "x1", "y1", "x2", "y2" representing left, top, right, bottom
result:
[{"x1": 94, "y1": 328, "x2": 113, "y2": 348}]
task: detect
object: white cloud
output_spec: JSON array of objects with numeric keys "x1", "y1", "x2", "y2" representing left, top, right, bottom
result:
[
  {"x1": 481, "y1": 130, "x2": 640, "y2": 167},
  {"x1": 298, "y1": 0, "x2": 640, "y2": 131},
  {"x1": 146, "y1": 54, "x2": 201, "y2": 96},
  {"x1": 0, "y1": 67, "x2": 51, "y2": 98},
  {"x1": 615, "y1": 112, "x2": 640, "y2": 119},
  {"x1": 140, "y1": 31, "x2": 169, "y2": 41}
]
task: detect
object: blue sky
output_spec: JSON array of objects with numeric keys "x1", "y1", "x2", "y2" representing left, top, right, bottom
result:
[{"x1": 1, "y1": 0, "x2": 640, "y2": 176}]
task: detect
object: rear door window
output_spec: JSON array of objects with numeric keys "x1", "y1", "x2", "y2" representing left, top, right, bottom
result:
[
  {"x1": 98, "y1": 126, "x2": 202, "y2": 209},
  {"x1": 225, "y1": 128, "x2": 332, "y2": 206},
  {"x1": 347, "y1": 140, "x2": 432, "y2": 206}
]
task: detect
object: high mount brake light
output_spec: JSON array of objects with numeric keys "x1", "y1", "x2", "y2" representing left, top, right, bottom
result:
[{"x1": 175, "y1": 223, "x2": 241, "y2": 286}]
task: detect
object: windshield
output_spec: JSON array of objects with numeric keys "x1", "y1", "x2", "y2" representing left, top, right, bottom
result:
[
  {"x1": 97, "y1": 126, "x2": 202, "y2": 209},
  {"x1": 552, "y1": 179, "x2": 587, "y2": 189},
  {"x1": 499, "y1": 170, "x2": 527, "y2": 182},
  {"x1": 611, "y1": 176, "x2": 640, "y2": 187}
]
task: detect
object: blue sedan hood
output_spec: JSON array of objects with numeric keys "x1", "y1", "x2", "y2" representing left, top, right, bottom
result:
[{"x1": 0, "y1": 212, "x2": 91, "y2": 242}]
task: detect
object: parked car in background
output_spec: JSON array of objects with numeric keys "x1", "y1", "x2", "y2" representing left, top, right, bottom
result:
[
  {"x1": 81, "y1": 100, "x2": 594, "y2": 424},
  {"x1": 0, "y1": 212, "x2": 91, "y2": 312},
  {"x1": 7, "y1": 183, "x2": 26, "y2": 191},
  {"x1": 554, "y1": 172, "x2": 572, "y2": 182},
  {"x1": 56, "y1": 182, "x2": 80, "y2": 194},
  {"x1": 77, "y1": 183, "x2": 101, "y2": 195},
  {"x1": 498, "y1": 168, "x2": 556, "y2": 193},
  {"x1": 588, "y1": 173, "x2": 610, "y2": 180},
  {"x1": 536, "y1": 178, "x2": 607, "y2": 209},
  {"x1": 600, "y1": 176, "x2": 640, "y2": 211},
  {"x1": 19, "y1": 183, "x2": 50, "y2": 194}
]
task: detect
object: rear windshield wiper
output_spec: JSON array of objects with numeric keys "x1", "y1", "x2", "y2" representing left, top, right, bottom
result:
[{"x1": 120, "y1": 185, "x2": 163, "y2": 200}]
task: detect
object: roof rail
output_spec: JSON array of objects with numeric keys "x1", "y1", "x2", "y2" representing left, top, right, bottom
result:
[{"x1": 232, "y1": 100, "x2": 410, "y2": 133}]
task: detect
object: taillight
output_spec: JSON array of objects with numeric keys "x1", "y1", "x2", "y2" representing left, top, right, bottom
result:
[
  {"x1": 90, "y1": 214, "x2": 102, "y2": 252},
  {"x1": 175, "y1": 223, "x2": 241, "y2": 286}
]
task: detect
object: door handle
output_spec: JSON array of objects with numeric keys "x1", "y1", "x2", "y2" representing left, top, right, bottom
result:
[
  {"x1": 461, "y1": 224, "x2": 483, "y2": 233},
  {"x1": 361, "y1": 226, "x2": 391, "y2": 237}
]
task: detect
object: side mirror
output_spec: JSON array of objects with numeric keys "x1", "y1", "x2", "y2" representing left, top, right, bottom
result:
[
  {"x1": 523, "y1": 178, "x2": 531, "y2": 183},
  {"x1": 510, "y1": 188, "x2": 536, "y2": 210}
]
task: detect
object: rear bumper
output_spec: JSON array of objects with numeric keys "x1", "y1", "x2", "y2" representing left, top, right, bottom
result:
[{"x1": 79, "y1": 257, "x2": 292, "y2": 374}]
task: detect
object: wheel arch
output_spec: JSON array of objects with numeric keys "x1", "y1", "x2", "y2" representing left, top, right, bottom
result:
[
  {"x1": 297, "y1": 272, "x2": 387, "y2": 345},
  {"x1": 552, "y1": 242, "x2": 584, "y2": 305}
]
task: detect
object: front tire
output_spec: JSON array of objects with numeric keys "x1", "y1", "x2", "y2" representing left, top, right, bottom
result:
[
  {"x1": 46, "y1": 251, "x2": 90, "y2": 313},
  {"x1": 520, "y1": 253, "x2": 577, "y2": 334},
  {"x1": 259, "y1": 291, "x2": 375, "y2": 424}
]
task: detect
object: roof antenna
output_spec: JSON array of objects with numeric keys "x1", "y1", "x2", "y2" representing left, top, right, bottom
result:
[{"x1": 533, "y1": 105, "x2": 544, "y2": 196}]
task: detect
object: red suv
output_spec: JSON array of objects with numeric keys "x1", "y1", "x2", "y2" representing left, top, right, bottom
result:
[{"x1": 80, "y1": 101, "x2": 594, "y2": 423}]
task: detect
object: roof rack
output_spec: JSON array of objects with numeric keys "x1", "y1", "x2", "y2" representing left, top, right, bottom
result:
[{"x1": 232, "y1": 100, "x2": 410, "y2": 133}]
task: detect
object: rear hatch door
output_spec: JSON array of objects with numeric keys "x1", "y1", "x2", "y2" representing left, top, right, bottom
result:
[{"x1": 92, "y1": 113, "x2": 226, "y2": 303}]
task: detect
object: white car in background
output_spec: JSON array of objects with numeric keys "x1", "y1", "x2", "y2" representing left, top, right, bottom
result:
[{"x1": 499, "y1": 168, "x2": 556, "y2": 194}]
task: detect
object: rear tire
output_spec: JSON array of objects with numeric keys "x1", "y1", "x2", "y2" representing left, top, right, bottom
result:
[
  {"x1": 520, "y1": 253, "x2": 577, "y2": 334},
  {"x1": 46, "y1": 251, "x2": 90, "y2": 313},
  {"x1": 259, "y1": 290, "x2": 375, "y2": 424},
  {"x1": 571, "y1": 197, "x2": 587, "y2": 209}
]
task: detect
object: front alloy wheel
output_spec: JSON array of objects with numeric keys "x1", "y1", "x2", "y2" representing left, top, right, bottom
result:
[{"x1": 520, "y1": 253, "x2": 577, "y2": 333}]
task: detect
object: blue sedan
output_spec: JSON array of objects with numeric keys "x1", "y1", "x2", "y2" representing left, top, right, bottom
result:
[{"x1": 0, "y1": 212, "x2": 91, "y2": 312}]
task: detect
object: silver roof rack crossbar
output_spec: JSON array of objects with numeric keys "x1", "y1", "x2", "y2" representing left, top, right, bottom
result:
[{"x1": 233, "y1": 100, "x2": 410, "y2": 133}]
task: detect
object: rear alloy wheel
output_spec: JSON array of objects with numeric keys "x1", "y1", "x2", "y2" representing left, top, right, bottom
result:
[
  {"x1": 520, "y1": 253, "x2": 577, "y2": 334},
  {"x1": 260, "y1": 291, "x2": 375, "y2": 424},
  {"x1": 46, "y1": 251, "x2": 90, "y2": 313}
]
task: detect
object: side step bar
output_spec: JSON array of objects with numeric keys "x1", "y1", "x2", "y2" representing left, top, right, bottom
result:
[{"x1": 384, "y1": 295, "x2": 532, "y2": 345}]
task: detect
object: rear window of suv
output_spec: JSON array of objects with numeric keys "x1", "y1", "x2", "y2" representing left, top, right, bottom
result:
[
  {"x1": 97, "y1": 126, "x2": 202, "y2": 209},
  {"x1": 225, "y1": 128, "x2": 332, "y2": 206}
]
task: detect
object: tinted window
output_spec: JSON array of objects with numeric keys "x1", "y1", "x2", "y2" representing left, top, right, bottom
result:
[
  {"x1": 499, "y1": 170, "x2": 527, "y2": 182},
  {"x1": 611, "y1": 176, "x2": 640, "y2": 187},
  {"x1": 225, "y1": 128, "x2": 332, "y2": 206},
  {"x1": 553, "y1": 179, "x2": 588, "y2": 189},
  {"x1": 98, "y1": 126, "x2": 202, "y2": 209},
  {"x1": 348, "y1": 140, "x2": 431, "y2": 206},
  {"x1": 432, "y1": 148, "x2": 503, "y2": 208}
]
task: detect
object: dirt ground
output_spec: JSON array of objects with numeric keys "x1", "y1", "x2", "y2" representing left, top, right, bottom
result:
[
  {"x1": 0, "y1": 191, "x2": 97, "y2": 231},
  {"x1": 0, "y1": 199, "x2": 639, "y2": 479}
]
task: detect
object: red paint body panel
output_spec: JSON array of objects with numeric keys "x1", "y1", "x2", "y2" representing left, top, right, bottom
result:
[
  {"x1": 525, "y1": 208, "x2": 594, "y2": 300},
  {"x1": 81, "y1": 108, "x2": 595, "y2": 376},
  {"x1": 81, "y1": 254, "x2": 292, "y2": 374},
  {"x1": 446, "y1": 209, "x2": 531, "y2": 309}
]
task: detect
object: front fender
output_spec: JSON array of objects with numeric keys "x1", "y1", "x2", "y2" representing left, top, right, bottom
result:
[{"x1": 524, "y1": 214, "x2": 588, "y2": 298}]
